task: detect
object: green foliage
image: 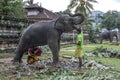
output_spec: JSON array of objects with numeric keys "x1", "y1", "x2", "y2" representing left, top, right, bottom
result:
[
  {"x1": 0, "y1": 0, "x2": 26, "y2": 18},
  {"x1": 84, "y1": 24, "x2": 97, "y2": 43},
  {"x1": 2, "y1": 64, "x2": 119, "y2": 80},
  {"x1": 88, "y1": 29, "x2": 97, "y2": 43},
  {"x1": 83, "y1": 16, "x2": 95, "y2": 27},
  {"x1": 0, "y1": 44, "x2": 120, "y2": 79},
  {"x1": 27, "y1": 0, "x2": 34, "y2": 5},
  {"x1": 83, "y1": 15, "x2": 98, "y2": 43},
  {"x1": 56, "y1": 9, "x2": 71, "y2": 14},
  {"x1": 68, "y1": 0, "x2": 98, "y2": 16},
  {"x1": 100, "y1": 10, "x2": 120, "y2": 29},
  {"x1": 88, "y1": 46, "x2": 120, "y2": 58}
]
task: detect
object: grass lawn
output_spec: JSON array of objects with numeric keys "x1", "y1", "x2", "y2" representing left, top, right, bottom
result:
[
  {"x1": 60, "y1": 43, "x2": 120, "y2": 71},
  {"x1": 0, "y1": 43, "x2": 120, "y2": 70},
  {"x1": 0, "y1": 43, "x2": 120, "y2": 79},
  {"x1": 86, "y1": 56, "x2": 120, "y2": 71}
]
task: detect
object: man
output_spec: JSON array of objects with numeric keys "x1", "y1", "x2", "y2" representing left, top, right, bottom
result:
[
  {"x1": 75, "y1": 27, "x2": 84, "y2": 70},
  {"x1": 27, "y1": 47, "x2": 45, "y2": 69}
]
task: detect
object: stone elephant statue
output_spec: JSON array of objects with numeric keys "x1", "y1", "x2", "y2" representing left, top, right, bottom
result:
[
  {"x1": 100, "y1": 29, "x2": 119, "y2": 44},
  {"x1": 13, "y1": 13, "x2": 84, "y2": 66}
]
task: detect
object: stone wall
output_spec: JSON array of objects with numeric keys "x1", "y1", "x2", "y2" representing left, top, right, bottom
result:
[{"x1": 0, "y1": 16, "x2": 34, "y2": 53}]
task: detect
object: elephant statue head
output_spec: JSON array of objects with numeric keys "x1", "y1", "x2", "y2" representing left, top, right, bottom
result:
[{"x1": 54, "y1": 13, "x2": 84, "y2": 32}]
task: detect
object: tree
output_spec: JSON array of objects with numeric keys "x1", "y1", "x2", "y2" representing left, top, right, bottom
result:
[
  {"x1": 83, "y1": 16, "x2": 97, "y2": 43},
  {"x1": 0, "y1": 0, "x2": 25, "y2": 18},
  {"x1": 0, "y1": 0, "x2": 10, "y2": 15},
  {"x1": 68, "y1": 0, "x2": 100, "y2": 43},
  {"x1": 100, "y1": 10, "x2": 120, "y2": 30},
  {"x1": 68, "y1": 0, "x2": 97, "y2": 16},
  {"x1": 56, "y1": 9, "x2": 71, "y2": 15},
  {"x1": 27, "y1": 0, "x2": 34, "y2": 5},
  {"x1": 23, "y1": 0, "x2": 36, "y2": 6}
]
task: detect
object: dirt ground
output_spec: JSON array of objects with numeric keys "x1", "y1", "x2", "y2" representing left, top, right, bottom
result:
[
  {"x1": 0, "y1": 57, "x2": 79, "y2": 79},
  {"x1": 0, "y1": 56, "x2": 120, "y2": 80}
]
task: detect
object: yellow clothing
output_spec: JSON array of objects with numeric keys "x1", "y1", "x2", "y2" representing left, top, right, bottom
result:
[
  {"x1": 75, "y1": 49, "x2": 83, "y2": 58},
  {"x1": 27, "y1": 52, "x2": 39, "y2": 64}
]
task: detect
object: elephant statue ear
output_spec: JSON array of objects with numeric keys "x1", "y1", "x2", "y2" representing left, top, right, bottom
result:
[{"x1": 54, "y1": 16, "x2": 66, "y2": 31}]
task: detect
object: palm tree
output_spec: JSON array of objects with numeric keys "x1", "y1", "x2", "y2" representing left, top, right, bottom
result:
[
  {"x1": 68, "y1": 0, "x2": 98, "y2": 17},
  {"x1": 27, "y1": 0, "x2": 34, "y2": 5},
  {"x1": 23, "y1": 0, "x2": 34, "y2": 7}
]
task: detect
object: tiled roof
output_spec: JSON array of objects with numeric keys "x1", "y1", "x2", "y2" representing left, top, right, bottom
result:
[
  {"x1": 25, "y1": 4, "x2": 40, "y2": 9},
  {"x1": 25, "y1": 4, "x2": 59, "y2": 21}
]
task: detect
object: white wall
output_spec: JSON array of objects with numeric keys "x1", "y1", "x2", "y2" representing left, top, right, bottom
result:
[{"x1": 27, "y1": 10, "x2": 39, "y2": 15}]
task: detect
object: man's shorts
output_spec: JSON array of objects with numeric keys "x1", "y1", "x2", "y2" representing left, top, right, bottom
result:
[{"x1": 75, "y1": 49, "x2": 83, "y2": 58}]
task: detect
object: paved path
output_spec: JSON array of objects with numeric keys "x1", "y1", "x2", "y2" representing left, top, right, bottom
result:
[
  {"x1": 61, "y1": 49, "x2": 75, "y2": 51},
  {"x1": 0, "y1": 58, "x2": 13, "y2": 63},
  {"x1": 0, "y1": 58, "x2": 26, "y2": 64}
]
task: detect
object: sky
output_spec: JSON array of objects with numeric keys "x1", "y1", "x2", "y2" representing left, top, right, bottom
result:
[{"x1": 33, "y1": 0, "x2": 120, "y2": 13}]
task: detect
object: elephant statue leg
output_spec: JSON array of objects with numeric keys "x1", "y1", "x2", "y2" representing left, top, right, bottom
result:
[
  {"x1": 99, "y1": 34, "x2": 103, "y2": 44},
  {"x1": 109, "y1": 38, "x2": 113, "y2": 43},
  {"x1": 13, "y1": 36, "x2": 30, "y2": 63},
  {"x1": 13, "y1": 45, "x2": 26, "y2": 63},
  {"x1": 114, "y1": 35, "x2": 119, "y2": 45},
  {"x1": 58, "y1": 38, "x2": 61, "y2": 52},
  {"x1": 47, "y1": 38, "x2": 60, "y2": 67},
  {"x1": 116, "y1": 35, "x2": 118, "y2": 44},
  {"x1": 109, "y1": 33, "x2": 113, "y2": 43}
]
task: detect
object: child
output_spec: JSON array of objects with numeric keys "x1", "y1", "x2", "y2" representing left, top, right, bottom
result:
[{"x1": 75, "y1": 27, "x2": 84, "y2": 70}]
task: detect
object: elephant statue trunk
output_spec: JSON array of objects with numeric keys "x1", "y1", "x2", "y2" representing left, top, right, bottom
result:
[{"x1": 69, "y1": 13, "x2": 84, "y2": 25}]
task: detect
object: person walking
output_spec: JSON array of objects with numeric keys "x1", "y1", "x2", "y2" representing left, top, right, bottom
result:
[{"x1": 75, "y1": 27, "x2": 84, "y2": 70}]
